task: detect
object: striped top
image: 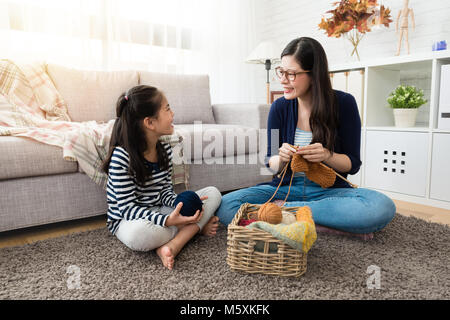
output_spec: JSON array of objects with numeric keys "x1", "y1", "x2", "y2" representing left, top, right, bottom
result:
[
  {"x1": 293, "y1": 128, "x2": 312, "y2": 177},
  {"x1": 106, "y1": 143, "x2": 177, "y2": 235}
]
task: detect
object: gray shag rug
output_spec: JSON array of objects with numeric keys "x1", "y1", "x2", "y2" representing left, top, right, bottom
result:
[{"x1": 1, "y1": 214, "x2": 449, "y2": 300}]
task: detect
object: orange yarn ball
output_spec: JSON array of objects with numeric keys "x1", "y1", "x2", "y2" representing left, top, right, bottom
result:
[
  {"x1": 296, "y1": 206, "x2": 314, "y2": 224},
  {"x1": 291, "y1": 154, "x2": 309, "y2": 172},
  {"x1": 257, "y1": 203, "x2": 282, "y2": 224}
]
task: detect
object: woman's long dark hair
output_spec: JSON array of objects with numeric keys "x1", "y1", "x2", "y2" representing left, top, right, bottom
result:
[
  {"x1": 281, "y1": 37, "x2": 339, "y2": 153},
  {"x1": 101, "y1": 85, "x2": 169, "y2": 186}
]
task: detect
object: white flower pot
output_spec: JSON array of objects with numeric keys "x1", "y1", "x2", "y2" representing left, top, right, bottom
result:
[{"x1": 393, "y1": 108, "x2": 419, "y2": 127}]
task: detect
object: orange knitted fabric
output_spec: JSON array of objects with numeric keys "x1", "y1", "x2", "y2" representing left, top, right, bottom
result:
[
  {"x1": 290, "y1": 151, "x2": 336, "y2": 188},
  {"x1": 291, "y1": 154, "x2": 309, "y2": 172},
  {"x1": 305, "y1": 162, "x2": 336, "y2": 188}
]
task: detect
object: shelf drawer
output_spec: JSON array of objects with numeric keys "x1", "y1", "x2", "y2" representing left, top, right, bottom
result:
[
  {"x1": 364, "y1": 131, "x2": 429, "y2": 196},
  {"x1": 430, "y1": 133, "x2": 450, "y2": 202}
]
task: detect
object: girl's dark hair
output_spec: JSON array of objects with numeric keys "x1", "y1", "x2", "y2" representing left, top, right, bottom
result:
[
  {"x1": 101, "y1": 85, "x2": 169, "y2": 186},
  {"x1": 281, "y1": 37, "x2": 339, "y2": 153}
]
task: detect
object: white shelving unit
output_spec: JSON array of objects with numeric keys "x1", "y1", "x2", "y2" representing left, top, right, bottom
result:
[{"x1": 330, "y1": 50, "x2": 450, "y2": 211}]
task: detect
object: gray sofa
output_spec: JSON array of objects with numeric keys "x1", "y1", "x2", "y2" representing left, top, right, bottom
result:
[{"x1": 0, "y1": 64, "x2": 272, "y2": 233}]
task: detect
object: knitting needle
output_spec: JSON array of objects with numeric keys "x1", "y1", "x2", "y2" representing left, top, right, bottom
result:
[
  {"x1": 318, "y1": 162, "x2": 359, "y2": 188},
  {"x1": 289, "y1": 143, "x2": 359, "y2": 188}
]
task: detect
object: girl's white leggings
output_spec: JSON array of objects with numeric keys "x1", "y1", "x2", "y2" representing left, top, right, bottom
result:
[{"x1": 115, "y1": 186, "x2": 222, "y2": 252}]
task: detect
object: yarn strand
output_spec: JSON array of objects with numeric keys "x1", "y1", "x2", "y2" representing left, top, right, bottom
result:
[
  {"x1": 247, "y1": 162, "x2": 291, "y2": 221},
  {"x1": 280, "y1": 164, "x2": 295, "y2": 206},
  {"x1": 265, "y1": 161, "x2": 290, "y2": 204}
]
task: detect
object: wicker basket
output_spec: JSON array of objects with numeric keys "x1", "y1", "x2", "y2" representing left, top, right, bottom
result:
[{"x1": 226, "y1": 203, "x2": 307, "y2": 278}]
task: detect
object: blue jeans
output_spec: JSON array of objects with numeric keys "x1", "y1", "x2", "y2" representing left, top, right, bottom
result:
[{"x1": 216, "y1": 176, "x2": 396, "y2": 234}]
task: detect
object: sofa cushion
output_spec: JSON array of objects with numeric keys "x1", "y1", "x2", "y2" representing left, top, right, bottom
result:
[
  {"x1": 46, "y1": 64, "x2": 139, "y2": 123},
  {"x1": 175, "y1": 124, "x2": 260, "y2": 161},
  {"x1": 139, "y1": 71, "x2": 215, "y2": 124},
  {"x1": 0, "y1": 136, "x2": 78, "y2": 180}
]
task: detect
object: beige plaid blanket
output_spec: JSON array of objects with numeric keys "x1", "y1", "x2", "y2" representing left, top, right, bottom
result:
[{"x1": 0, "y1": 59, "x2": 188, "y2": 189}]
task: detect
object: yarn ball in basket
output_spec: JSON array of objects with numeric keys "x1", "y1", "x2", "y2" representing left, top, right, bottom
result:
[
  {"x1": 281, "y1": 211, "x2": 297, "y2": 224},
  {"x1": 291, "y1": 153, "x2": 309, "y2": 172},
  {"x1": 257, "y1": 202, "x2": 283, "y2": 224},
  {"x1": 306, "y1": 162, "x2": 336, "y2": 188},
  {"x1": 296, "y1": 206, "x2": 314, "y2": 225},
  {"x1": 173, "y1": 191, "x2": 203, "y2": 216}
]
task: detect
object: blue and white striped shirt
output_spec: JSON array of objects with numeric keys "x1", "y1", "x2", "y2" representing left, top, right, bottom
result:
[
  {"x1": 293, "y1": 128, "x2": 312, "y2": 177},
  {"x1": 106, "y1": 143, "x2": 177, "y2": 235}
]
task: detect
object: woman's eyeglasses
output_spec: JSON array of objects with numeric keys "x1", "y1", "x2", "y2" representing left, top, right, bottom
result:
[{"x1": 275, "y1": 67, "x2": 310, "y2": 81}]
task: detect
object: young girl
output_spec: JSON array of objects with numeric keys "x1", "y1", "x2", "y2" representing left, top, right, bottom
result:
[
  {"x1": 216, "y1": 37, "x2": 396, "y2": 237},
  {"x1": 102, "y1": 85, "x2": 221, "y2": 270}
]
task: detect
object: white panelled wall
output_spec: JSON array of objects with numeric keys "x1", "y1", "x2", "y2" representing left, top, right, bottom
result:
[{"x1": 251, "y1": 0, "x2": 450, "y2": 103}]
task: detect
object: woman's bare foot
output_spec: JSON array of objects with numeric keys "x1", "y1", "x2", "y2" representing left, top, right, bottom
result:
[
  {"x1": 201, "y1": 216, "x2": 219, "y2": 237},
  {"x1": 156, "y1": 245, "x2": 175, "y2": 270}
]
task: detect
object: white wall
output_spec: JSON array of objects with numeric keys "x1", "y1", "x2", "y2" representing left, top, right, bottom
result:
[
  {"x1": 250, "y1": 0, "x2": 450, "y2": 103},
  {"x1": 205, "y1": 0, "x2": 259, "y2": 105}
]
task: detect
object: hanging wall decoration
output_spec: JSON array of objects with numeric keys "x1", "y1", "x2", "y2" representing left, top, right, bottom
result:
[{"x1": 319, "y1": 0, "x2": 393, "y2": 61}]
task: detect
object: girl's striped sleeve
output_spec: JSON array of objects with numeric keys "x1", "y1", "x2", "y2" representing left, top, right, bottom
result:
[{"x1": 107, "y1": 147, "x2": 169, "y2": 226}]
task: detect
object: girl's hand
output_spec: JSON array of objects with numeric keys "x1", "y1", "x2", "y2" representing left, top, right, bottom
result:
[
  {"x1": 165, "y1": 202, "x2": 203, "y2": 227},
  {"x1": 278, "y1": 143, "x2": 297, "y2": 163},
  {"x1": 296, "y1": 143, "x2": 332, "y2": 163}
]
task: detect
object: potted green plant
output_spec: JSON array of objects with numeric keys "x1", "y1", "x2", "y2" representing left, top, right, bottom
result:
[{"x1": 387, "y1": 85, "x2": 427, "y2": 127}]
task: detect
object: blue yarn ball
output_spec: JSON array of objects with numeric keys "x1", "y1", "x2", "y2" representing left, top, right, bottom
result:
[{"x1": 174, "y1": 191, "x2": 203, "y2": 217}]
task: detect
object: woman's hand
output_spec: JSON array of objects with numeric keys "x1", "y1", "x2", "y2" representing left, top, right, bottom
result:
[
  {"x1": 296, "y1": 143, "x2": 332, "y2": 163},
  {"x1": 278, "y1": 143, "x2": 297, "y2": 163},
  {"x1": 165, "y1": 202, "x2": 203, "y2": 227}
]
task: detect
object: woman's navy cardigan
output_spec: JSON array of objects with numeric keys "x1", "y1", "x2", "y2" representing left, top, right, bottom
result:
[{"x1": 263, "y1": 90, "x2": 362, "y2": 189}]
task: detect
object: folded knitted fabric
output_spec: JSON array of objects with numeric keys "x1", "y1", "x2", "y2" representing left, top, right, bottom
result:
[
  {"x1": 247, "y1": 213, "x2": 317, "y2": 253},
  {"x1": 291, "y1": 154, "x2": 336, "y2": 188}
]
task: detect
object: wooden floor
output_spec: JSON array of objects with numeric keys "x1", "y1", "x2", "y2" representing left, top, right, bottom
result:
[
  {"x1": 0, "y1": 215, "x2": 107, "y2": 249},
  {"x1": 392, "y1": 200, "x2": 450, "y2": 225},
  {"x1": 0, "y1": 200, "x2": 449, "y2": 249}
]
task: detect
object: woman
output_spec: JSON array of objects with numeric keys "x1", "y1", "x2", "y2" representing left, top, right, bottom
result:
[{"x1": 216, "y1": 37, "x2": 396, "y2": 236}]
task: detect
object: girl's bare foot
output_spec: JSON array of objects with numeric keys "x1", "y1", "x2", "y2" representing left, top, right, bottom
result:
[
  {"x1": 201, "y1": 216, "x2": 219, "y2": 237},
  {"x1": 156, "y1": 245, "x2": 175, "y2": 270}
]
